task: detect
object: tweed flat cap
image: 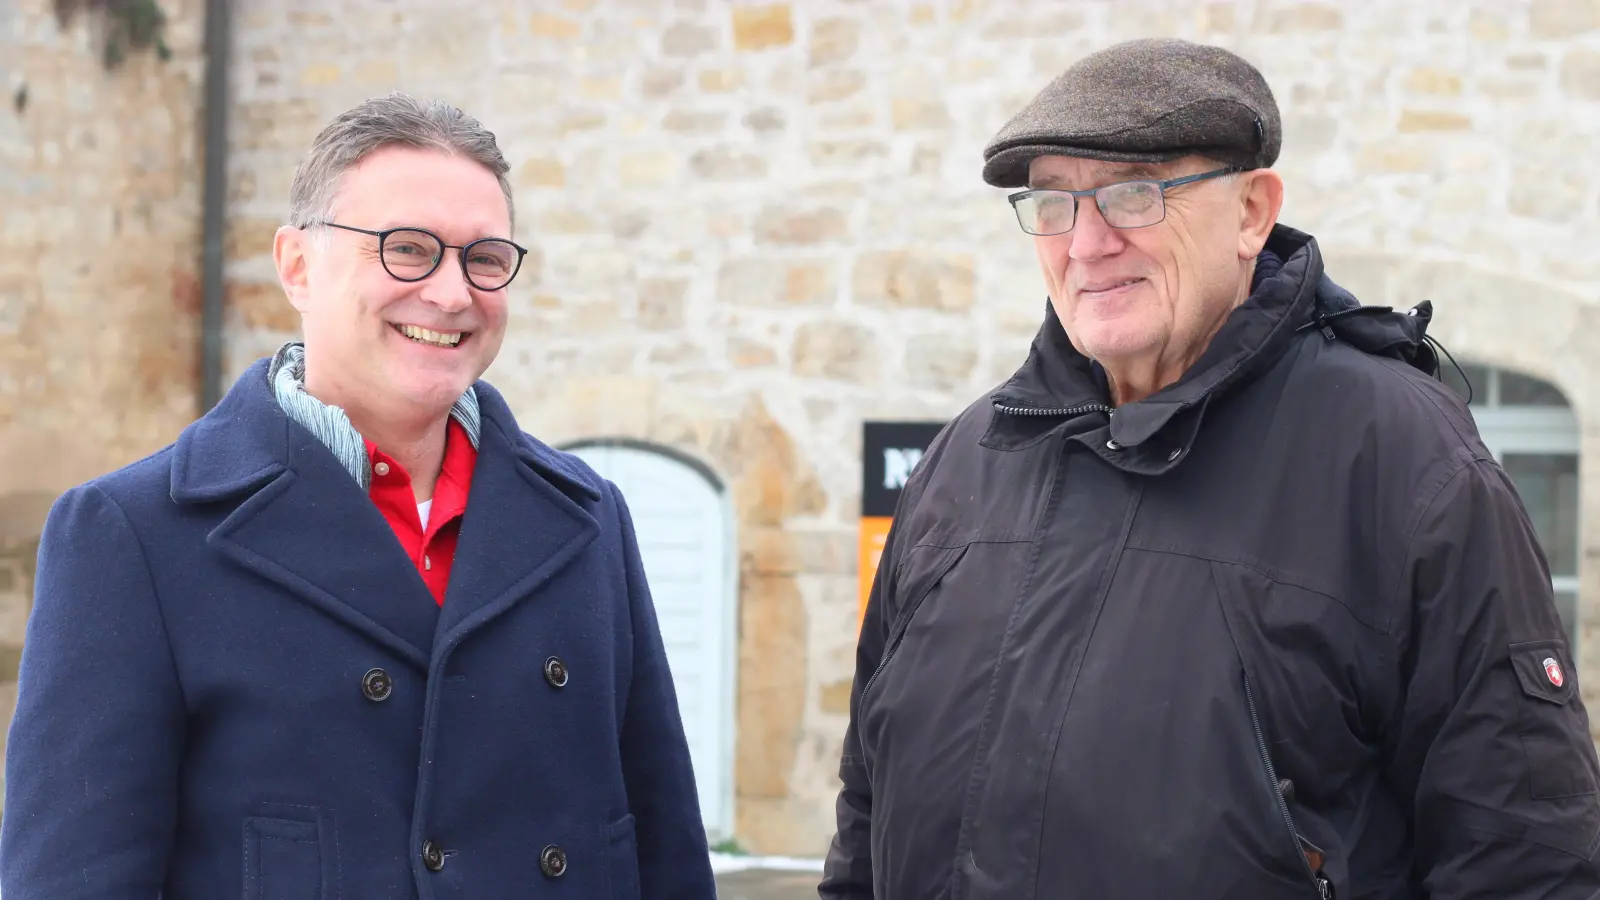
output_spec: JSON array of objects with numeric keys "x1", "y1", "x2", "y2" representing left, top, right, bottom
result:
[{"x1": 981, "y1": 38, "x2": 1281, "y2": 188}]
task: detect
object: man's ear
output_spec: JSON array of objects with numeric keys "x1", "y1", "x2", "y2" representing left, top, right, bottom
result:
[
  {"x1": 1237, "y1": 168, "x2": 1285, "y2": 260},
  {"x1": 273, "y1": 225, "x2": 313, "y2": 315}
]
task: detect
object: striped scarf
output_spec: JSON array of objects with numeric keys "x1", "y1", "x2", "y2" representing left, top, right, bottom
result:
[{"x1": 266, "y1": 341, "x2": 481, "y2": 491}]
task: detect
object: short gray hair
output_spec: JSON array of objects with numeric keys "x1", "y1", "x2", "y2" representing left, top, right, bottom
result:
[{"x1": 287, "y1": 92, "x2": 515, "y2": 234}]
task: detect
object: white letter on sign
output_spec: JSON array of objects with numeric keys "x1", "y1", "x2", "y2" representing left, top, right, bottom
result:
[{"x1": 882, "y1": 448, "x2": 923, "y2": 489}]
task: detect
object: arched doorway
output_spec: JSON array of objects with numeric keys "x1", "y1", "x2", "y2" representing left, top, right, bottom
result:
[
  {"x1": 1442, "y1": 363, "x2": 1581, "y2": 644},
  {"x1": 563, "y1": 439, "x2": 738, "y2": 841}
]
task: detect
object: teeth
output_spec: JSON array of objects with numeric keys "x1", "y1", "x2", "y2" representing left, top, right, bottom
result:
[{"x1": 398, "y1": 324, "x2": 463, "y2": 347}]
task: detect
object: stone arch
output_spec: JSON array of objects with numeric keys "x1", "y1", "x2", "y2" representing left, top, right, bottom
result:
[
  {"x1": 510, "y1": 374, "x2": 828, "y2": 852},
  {"x1": 1321, "y1": 250, "x2": 1600, "y2": 682}
]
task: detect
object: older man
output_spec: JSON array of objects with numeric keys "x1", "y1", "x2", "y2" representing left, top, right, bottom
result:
[
  {"x1": 2, "y1": 93, "x2": 716, "y2": 899},
  {"x1": 821, "y1": 38, "x2": 1600, "y2": 899}
]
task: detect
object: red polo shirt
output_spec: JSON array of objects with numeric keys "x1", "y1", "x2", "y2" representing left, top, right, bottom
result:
[{"x1": 365, "y1": 419, "x2": 477, "y2": 605}]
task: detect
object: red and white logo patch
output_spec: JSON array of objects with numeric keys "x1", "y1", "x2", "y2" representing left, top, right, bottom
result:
[{"x1": 1544, "y1": 657, "x2": 1565, "y2": 687}]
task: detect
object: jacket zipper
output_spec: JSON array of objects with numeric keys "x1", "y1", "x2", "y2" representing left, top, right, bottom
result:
[
  {"x1": 1242, "y1": 670, "x2": 1332, "y2": 900},
  {"x1": 992, "y1": 402, "x2": 1113, "y2": 418}
]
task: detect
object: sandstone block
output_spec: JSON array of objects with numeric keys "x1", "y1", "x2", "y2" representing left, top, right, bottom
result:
[
  {"x1": 663, "y1": 108, "x2": 728, "y2": 133},
  {"x1": 791, "y1": 320, "x2": 876, "y2": 383},
  {"x1": 808, "y1": 70, "x2": 866, "y2": 104},
  {"x1": 853, "y1": 251, "x2": 975, "y2": 312},
  {"x1": 1397, "y1": 110, "x2": 1473, "y2": 132},
  {"x1": 904, "y1": 335, "x2": 978, "y2": 390},
  {"x1": 531, "y1": 13, "x2": 582, "y2": 38},
  {"x1": 518, "y1": 157, "x2": 565, "y2": 188},
  {"x1": 619, "y1": 151, "x2": 677, "y2": 187},
  {"x1": 718, "y1": 258, "x2": 836, "y2": 307},
  {"x1": 1201, "y1": 3, "x2": 1236, "y2": 32},
  {"x1": 1258, "y1": 3, "x2": 1343, "y2": 32},
  {"x1": 663, "y1": 22, "x2": 718, "y2": 56},
  {"x1": 729, "y1": 337, "x2": 780, "y2": 368},
  {"x1": 298, "y1": 63, "x2": 341, "y2": 88},
  {"x1": 910, "y1": 4, "x2": 935, "y2": 25},
  {"x1": 228, "y1": 281, "x2": 299, "y2": 332},
  {"x1": 1561, "y1": 49, "x2": 1600, "y2": 101},
  {"x1": 809, "y1": 139, "x2": 888, "y2": 169},
  {"x1": 820, "y1": 678, "x2": 852, "y2": 714},
  {"x1": 637, "y1": 278, "x2": 689, "y2": 330},
  {"x1": 891, "y1": 95, "x2": 951, "y2": 131},
  {"x1": 225, "y1": 217, "x2": 281, "y2": 261},
  {"x1": 754, "y1": 208, "x2": 849, "y2": 245},
  {"x1": 1531, "y1": 0, "x2": 1600, "y2": 38},
  {"x1": 699, "y1": 68, "x2": 746, "y2": 92},
  {"x1": 734, "y1": 4, "x2": 795, "y2": 51},
  {"x1": 810, "y1": 17, "x2": 860, "y2": 67},
  {"x1": 689, "y1": 146, "x2": 768, "y2": 180},
  {"x1": 1404, "y1": 67, "x2": 1462, "y2": 95},
  {"x1": 744, "y1": 107, "x2": 787, "y2": 133},
  {"x1": 640, "y1": 65, "x2": 685, "y2": 98}
]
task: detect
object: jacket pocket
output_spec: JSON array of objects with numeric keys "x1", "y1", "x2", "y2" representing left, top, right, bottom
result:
[
  {"x1": 1240, "y1": 670, "x2": 1336, "y2": 899},
  {"x1": 1510, "y1": 639, "x2": 1600, "y2": 799},
  {"x1": 858, "y1": 543, "x2": 969, "y2": 714},
  {"x1": 244, "y1": 816, "x2": 323, "y2": 900},
  {"x1": 602, "y1": 813, "x2": 641, "y2": 900}
]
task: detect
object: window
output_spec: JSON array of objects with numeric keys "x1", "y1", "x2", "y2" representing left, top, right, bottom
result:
[{"x1": 1443, "y1": 364, "x2": 1581, "y2": 645}]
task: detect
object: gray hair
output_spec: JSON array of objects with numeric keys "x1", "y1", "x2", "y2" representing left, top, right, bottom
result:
[{"x1": 287, "y1": 92, "x2": 515, "y2": 237}]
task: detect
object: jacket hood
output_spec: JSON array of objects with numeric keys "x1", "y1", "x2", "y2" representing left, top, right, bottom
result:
[{"x1": 990, "y1": 223, "x2": 1441, "y2": 454}]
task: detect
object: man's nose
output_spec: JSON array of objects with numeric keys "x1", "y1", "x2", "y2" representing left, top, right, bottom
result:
[
  {"x1": 419, "y1": 254, "x2": 474, "y2": 312},
  {"x1": 1066, "y1": 198, "x2": 1127, "y2": 262}
]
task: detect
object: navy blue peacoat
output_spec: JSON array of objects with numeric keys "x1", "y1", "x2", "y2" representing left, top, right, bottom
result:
[{"x1": 0, "y1": 357, "x2": 718, "y2": 899}]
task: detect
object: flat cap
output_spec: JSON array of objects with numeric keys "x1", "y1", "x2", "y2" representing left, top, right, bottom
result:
[{"x1": 981, "y1": 38, "x2": 1281, "y2": 188}]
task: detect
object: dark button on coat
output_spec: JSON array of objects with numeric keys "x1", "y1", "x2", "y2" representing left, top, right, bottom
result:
[{"x1": 1, "y1": 359, "x2": 716, "y2": 900}]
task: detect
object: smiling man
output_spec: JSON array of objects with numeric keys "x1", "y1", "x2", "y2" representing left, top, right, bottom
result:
[
  {"x1": 3, "y1": 94, "x2": 717, "y2": 900},
  {"x1": 820, "y1": 39, "x2": 1600, "y2": 899}
]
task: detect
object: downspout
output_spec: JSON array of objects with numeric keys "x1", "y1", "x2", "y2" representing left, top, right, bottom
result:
[{"x1": 198, "y1": 0, "x2": 231, "y2": 412}]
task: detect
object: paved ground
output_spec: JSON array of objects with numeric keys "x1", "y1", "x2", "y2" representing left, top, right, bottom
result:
[{"x1": 714, "y1": 868, "x2": 820, "y2": 899}]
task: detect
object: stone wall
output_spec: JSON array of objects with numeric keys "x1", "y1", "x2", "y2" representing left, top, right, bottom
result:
[
  {"x1": 0, "y1": 0, "x2": 207, "y2": 774},
  {"x1": 7, "y1": 0, "x2": 1600, "y2": 858}
]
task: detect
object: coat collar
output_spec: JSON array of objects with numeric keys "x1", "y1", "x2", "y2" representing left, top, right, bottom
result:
[
  {"x1": 170, "y1": 359, "x2": 602, "y2": 506},
  {"x1": 985, "y1": 225, "x2": 1323, "y2": 473},
  {"x1": 170, "y1": 359, "x2": 605, "y2": 668},
  {"x1": 984, "y1": 224, "x2": 1442, "y2": 474}
]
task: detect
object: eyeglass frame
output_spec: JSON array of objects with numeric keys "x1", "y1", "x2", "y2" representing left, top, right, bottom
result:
[
  {"x1": 308, "y1": 221, "x2": 530, "y2": 292},
  {"x1": 1005, "y1": 166, "x2": 1243, "y2": 236}
]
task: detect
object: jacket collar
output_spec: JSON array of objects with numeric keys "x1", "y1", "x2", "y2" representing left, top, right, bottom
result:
[
  {"x1": 984, "y1": 224, "x2": 1333, "y2": 472},
  {"x1": 168, "y1": 357, "x2": 606, "y2": 668},
  {"x1": 170, "y1": 357, "x2": 603, "y2": 506}
]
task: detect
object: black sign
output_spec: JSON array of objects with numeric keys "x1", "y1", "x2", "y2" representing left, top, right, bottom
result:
[{"x1": 861, "y1": 421, "x2": 947, "y2": 518}]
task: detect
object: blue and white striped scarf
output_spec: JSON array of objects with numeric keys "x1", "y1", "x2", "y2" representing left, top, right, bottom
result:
[{"x1": 266, "y1": 341, "x2": 481, "y2": 491}]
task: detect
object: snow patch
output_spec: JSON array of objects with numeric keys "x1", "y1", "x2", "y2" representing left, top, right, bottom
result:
[{"x1": 710, "y1": 851, "x2": 827, "y2": 874}]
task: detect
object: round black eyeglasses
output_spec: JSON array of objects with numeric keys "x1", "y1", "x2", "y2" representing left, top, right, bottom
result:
[{"x1": 313, "y1": 222, "x2": 529, "y2": 292}]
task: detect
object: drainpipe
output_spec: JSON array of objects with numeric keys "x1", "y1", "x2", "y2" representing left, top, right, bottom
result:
[{"x1": 198, "y1": 0, "x2": 231, "y2": 412}]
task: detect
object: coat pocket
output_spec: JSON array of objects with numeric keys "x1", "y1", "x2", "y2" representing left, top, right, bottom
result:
[
  {"x1": 243, "y1": 816, "x2": 323, "y2": 900},
  {"x1": 602, "y1": 813, "x2": 641, "y2": 900},
  {"x1": 1510, "y1": 639, "x2": 1600, "y2": 799}
]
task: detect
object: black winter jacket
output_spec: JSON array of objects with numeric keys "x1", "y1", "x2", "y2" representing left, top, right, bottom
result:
[{"x1": 820, "y1": 225, "x2": 1600, "y2": 899}]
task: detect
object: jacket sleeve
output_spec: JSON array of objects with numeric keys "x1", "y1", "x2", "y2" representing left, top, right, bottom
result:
[
  {"x1": 0, "y1": 485, "x2": 185, "y2": 900},
  {"x1": 1388, "y1": 457, "x2": 1600, "y2": 897},
  {"x1": 818, "y1": 505, "x2": 908, "y2": 899},
  {"x1": 609, "y1": 483, "x2": 718, "y2": 900}
]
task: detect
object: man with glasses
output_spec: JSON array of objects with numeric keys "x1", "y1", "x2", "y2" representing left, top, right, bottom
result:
[
  {"x1": 3, "y1": 93, "x2": 717, "y2": 900},
  {"x1": 822, "y1": 38, "x2": 1600, "y2": 899}
]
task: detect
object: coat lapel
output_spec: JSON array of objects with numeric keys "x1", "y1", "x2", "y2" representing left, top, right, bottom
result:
[
  {"x1": 172, "y1": 360, "x2": 439, "y2": 670},
  {"x1": 433, "y1": 383, "x2": 602, "y2": 656}
]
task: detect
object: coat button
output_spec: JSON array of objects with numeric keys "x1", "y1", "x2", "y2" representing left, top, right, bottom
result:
[
  {"x1": 540, "y1": 845, "x2": 567, "y2": 878},
  {"x1": 362, "y1": 668, "x2": 393, "y2": 702},
  {"x1": 421, "y1": 840, "x2": 445, "y2": 872},
  {"x1": 543, "y1": 656, "x2": 569, "y2": 688}
]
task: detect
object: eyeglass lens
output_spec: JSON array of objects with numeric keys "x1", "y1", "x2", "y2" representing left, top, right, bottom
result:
[{"x1": 1015, "y1": 181, "x2": 1167, "y2": 235}]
